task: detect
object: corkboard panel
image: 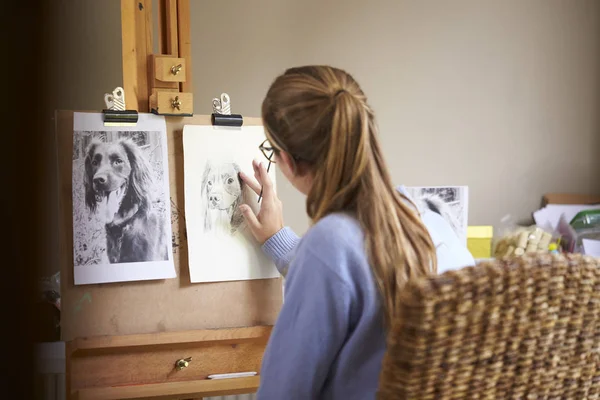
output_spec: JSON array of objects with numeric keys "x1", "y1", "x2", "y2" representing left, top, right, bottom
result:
[{"x1": 57, "y1": 110, "x2": 283, "y2": 341}]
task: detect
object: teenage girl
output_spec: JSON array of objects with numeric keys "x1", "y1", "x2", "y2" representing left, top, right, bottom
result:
[{"x1": 238, "y1": 66, "x2": 474, "y2": 399}]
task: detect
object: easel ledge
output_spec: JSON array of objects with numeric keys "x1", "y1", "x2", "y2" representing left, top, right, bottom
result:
[
  {"x1": 67, "y1": 326, "x2": 272, "y2": 399},
  {"x1": 76, "y1": 376, "x2": 260, "y2": 400}
]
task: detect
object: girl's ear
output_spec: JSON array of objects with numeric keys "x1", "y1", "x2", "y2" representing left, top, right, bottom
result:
[
  {"x1": 276, "y1": 150, "x2": 296, "y2": 175},
  {"x1": 277, "y1": 150, "x2": 311, "y2": 177}
]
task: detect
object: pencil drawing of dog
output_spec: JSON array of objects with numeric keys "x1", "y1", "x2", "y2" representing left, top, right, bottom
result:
[
  {"x1": 200, "y1": 161, "x2": 245, "y2": 235},
  {"x1": 84, "y1": 138, "x2": 168, "y2": 264}
]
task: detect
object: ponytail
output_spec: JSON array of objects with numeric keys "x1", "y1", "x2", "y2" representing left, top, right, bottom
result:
[{"x1": 309, "y1": 89, "x2": 368, "y2": 220}]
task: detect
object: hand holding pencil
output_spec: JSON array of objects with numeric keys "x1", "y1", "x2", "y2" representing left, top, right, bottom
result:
[{"x1": 238, "y1": 160, "x2": 284, "y2": 244}]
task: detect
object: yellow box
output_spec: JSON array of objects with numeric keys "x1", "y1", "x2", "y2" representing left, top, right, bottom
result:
[{"x1": 467, "y1": 226, "x2": 494, "y2": 259}]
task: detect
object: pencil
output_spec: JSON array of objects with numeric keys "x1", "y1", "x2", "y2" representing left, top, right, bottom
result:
[{"x1": 257, "y1": 160, "x2": 272, "y2": 203}]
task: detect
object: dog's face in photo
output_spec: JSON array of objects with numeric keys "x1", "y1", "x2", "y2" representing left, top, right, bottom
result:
[
  {"x1": 201, "y1": 162, "x2": 244, "y2": 234},
  {"x1": 87, "y1": 141, "x2": 131, "y2": 200},
  {"x1": 84, "y1": 139, "x2": 153, "y2": 224}
]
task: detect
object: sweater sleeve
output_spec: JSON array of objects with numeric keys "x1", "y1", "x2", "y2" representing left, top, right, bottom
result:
[
  {"x1": 256, "y1": 248, "x2": 352, "y2": 399},
  {"x1": 261, "y1": 227, "x2": 300, "y2": 276}
]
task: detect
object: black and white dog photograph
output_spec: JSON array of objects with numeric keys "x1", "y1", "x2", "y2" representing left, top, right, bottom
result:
[{"x1": 72, "y1": 113, "x2": 175, "y2": 284}]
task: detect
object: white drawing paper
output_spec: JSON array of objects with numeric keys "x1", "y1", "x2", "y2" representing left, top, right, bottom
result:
[
  {"x1": 404, "y1": 186, "x2": 469, "y2": 245},
  {"x1": 72, "y1": 112, "x2": 175, "y2": 285},
  {"x1": 183, "y1": 125, "x2": 279, "y2": 283}
]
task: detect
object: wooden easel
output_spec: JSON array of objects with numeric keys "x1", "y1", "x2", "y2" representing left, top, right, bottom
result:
[
  {"x1": 121, "y1": 0, "x2": 193, "y2": 115},
  {"x1": 59, "y1": 2, "x2": 283, "y2": 399}
]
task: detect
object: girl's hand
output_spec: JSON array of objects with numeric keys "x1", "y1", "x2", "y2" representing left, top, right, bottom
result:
[{"x1": 239, "y1": 160, "x2": 284, "y2": 244}]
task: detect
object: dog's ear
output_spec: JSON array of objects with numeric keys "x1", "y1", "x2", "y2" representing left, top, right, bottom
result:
[
  {"x1": 232, "y1": 162, "x2": 246, "y2": 201},
  {"x1": 120, "y1": 139, "x2": 154, "y2": 212},
  {"x1": 200, "y1": 161, "x2": 212, "y2": 197},
  {"x1": 230, "y1": 195, "x2": 244, "y2": 233},
  {"x1": 230, "y1": 163, "x2": 245, "y2": 232},
  {"x1": 83, "y1": 140, "x2": 101, "y2": 211},
  {"x1": 232, "y1": 163, "x2": 242, "y2": 184},
  {"x1": 201, "y1": 161, "x2": 212, "y2": 232}
]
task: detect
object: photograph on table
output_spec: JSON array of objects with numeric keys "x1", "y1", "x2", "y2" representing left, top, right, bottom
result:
[
  {"x1": 404, "y1": 186, "x2": 469, "y2": 244},
  {"x1": 72, "y1": 112, "x2": 175, "y2": 285}
]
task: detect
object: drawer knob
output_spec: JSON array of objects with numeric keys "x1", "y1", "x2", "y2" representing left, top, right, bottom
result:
[
  {"x1": 175, "y1": 357, "x2": 192, "y2": 370},
  {"x1": 170, "y1": 64, "x2": 183, "y2": 75},
  {"x1": 171, "y1": 96, "x2": 181, "y2": 110}
]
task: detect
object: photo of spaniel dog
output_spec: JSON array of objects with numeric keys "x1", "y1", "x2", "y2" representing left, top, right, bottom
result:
[
  {"x1": 81, "y1": 137, "x2": 169, "y2": 264},
  {"x1": 200, "y1": 161, "x2": 245, "y2": 235}
]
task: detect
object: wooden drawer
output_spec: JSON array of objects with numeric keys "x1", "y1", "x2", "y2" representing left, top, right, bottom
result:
[
  {"x1": 152, "y1": 55, "x2": 187, "y2": 83},
  {"x1": 67, "y1": 326, "x2": 271, "y2": 400},
  {"x1": 149, "y1": 89, "x2": 193, "y2": 116}
]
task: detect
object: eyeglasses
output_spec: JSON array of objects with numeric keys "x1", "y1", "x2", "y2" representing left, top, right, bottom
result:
[
  {"x1": 257, "y1": 139, "x2": 277, "y2": 203},
  {"x1": 259, "y1": 139, "x2": 278, "y2": 164}
]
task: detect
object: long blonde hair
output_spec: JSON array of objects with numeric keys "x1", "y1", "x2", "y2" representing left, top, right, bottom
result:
[{"x1": 262, "y1": 66, "x2": 437, "y2": 327}]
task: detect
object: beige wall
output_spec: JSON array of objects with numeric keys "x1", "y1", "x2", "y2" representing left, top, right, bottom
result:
[
  {"x1": 44, "y1": 0, "x2": 599, "y2": 272},
  {"x1": 190, "y1": 0, "x2": 600, "y2": 235},
  {"x1": 43, "y1": 0, "x2": 122, "y2": 111}
]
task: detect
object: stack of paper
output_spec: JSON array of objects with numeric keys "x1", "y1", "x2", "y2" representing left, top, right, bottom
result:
[
  {"x1": 533, "y1": 201, "x2": 600, "y2": 256},
  {"x1": 533, "y1": 204, "x2": 600, "y2": 232}
]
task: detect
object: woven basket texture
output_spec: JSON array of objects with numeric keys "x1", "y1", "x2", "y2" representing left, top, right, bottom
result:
[{"x1": 378, "y1": 254, "x2": 600, "y2": 399}]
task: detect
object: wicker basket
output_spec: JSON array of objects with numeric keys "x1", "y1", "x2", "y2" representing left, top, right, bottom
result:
[{"x1": 378, "y1": 254, "x2": 600, "y2": 399}]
